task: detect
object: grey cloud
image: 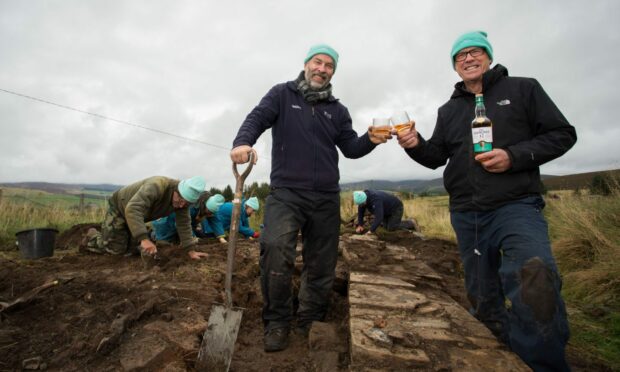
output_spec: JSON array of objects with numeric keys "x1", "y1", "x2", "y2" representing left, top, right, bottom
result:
[{"x1": 1, "y1": 0, "x2": 618, "y2": 189}]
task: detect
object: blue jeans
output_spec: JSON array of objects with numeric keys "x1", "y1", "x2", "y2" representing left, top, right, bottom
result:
[
  {"x1": 259, "y1": 188, "x2": 340, "y2": 332},
  {"x1": 451, "y1": 196, "x2": 570, "y2": 372}
]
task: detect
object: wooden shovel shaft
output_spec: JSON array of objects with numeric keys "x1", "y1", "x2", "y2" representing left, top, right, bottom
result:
[{"x1": 225, "y1": 154, "x2": 254, "y2": 308}]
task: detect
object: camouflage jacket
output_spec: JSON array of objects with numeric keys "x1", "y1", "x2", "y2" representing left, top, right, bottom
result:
[{"x1": 109, "y1": 176, "x2": 195, "y2": 248}]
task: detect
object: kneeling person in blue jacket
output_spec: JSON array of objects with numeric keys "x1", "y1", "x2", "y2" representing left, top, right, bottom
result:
[
  {"x1": 152, "y1": 193, "x2": 225, "y2": 243},
  {"x1": 202, "y1": 196, "x2": 260, "y2": 242},
  {"x1": 354, "y1": 190, "x2": 404, "y2": 234}
]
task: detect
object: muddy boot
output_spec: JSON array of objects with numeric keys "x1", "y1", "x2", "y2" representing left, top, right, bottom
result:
[
  {"x1": 80, "y1": 228, "x2": 100, "y2": 253},
  {"x1": 264, "y1": 328, "x2": 290, "y2": 352}
]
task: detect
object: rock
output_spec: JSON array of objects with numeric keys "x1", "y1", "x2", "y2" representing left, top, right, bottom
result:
[
  {"x1": 22, "y1": 356, "x2": 43, "y2": 370},
  {"x1": 119, "y1": 334, "x2": 177, "y2": 371},
  {"x1": 161, "y1": 312, "x2": 174, "y2": 322},
  {"x1": 349, "y1": 272, "x2": 416, "y2": 289},
  {"x1": 363, "y1": 327, "x2": 393, "y2": 348},
  {"x1": 373, "y1": 317, "x2": 387, "y2": 328}
]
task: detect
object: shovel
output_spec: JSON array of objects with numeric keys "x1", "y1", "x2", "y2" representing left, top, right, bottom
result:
[{"x1": 196, "y1": 153, "x2": 254, "y2": 372}]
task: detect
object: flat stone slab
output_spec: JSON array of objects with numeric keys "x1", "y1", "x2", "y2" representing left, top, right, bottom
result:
[
  {"x1": 349, "y1": 283, "x2": 428, "y2": 310},
  {"x1": 350, "y1": 272, "x2": 416, "y2": 289},
  {"x1": 342, "y1": 235, "x2": 531, "y2": 371}
]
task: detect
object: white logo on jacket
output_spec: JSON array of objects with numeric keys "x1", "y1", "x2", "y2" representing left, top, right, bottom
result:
[
  {"x1": 497, "y1": 99, "x2": 511, "y2": 106},
  {"x1": 291, "y1": 104, "x2": 301, "y2": 110},
  {"x1": 323, "y1": 111, "x2": 332, "y2": 119}
]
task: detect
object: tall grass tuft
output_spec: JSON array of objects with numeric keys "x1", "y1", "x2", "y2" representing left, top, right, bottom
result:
[
  {"x1": 0, "y1": 198, "x2": 104, "y2": 249},
  {"x1": 405, "y1": 195, "x2": 455, "y2": 241},
  {"x1": 546, "y1": 186, "x2": 620, "y2": 368},
  {"x1": 547, "y1": 189, "x2": 620, "y2": 307}
]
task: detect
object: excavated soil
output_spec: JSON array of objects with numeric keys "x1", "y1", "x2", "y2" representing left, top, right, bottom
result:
[{"x1": 0, "y1": 225, "x2": 594, "y2": 371}]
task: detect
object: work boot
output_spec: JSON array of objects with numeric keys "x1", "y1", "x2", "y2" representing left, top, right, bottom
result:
[
  {"x1": 79, "y1": 228, "x2": 99, "y2": 253},
  {"x1": 263, "y1": 328, "x2": 289, "y2": 352}
]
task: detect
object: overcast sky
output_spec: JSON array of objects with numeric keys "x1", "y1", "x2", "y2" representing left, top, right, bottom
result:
[{"x1": 1, "y1": 1, "x2": 618, "y2": 189}]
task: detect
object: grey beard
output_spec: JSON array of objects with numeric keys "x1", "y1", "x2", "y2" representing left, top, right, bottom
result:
[
  {"x1": 305, "y1": 71, "x2": 329, "y2": 90},
  {"x1": 295, "y1": 71, "x2": 332, "y2": 103}
]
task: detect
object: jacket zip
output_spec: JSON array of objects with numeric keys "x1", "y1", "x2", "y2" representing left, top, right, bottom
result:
[{"x1": 312, "y1": 105, "x2": 317, "y2": 190}]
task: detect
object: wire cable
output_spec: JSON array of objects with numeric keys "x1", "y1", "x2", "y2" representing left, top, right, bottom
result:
[
  {"x1": 0, "y1": 87, "x2": 230, "y2": 151},
  {"x1": 0, "y1": 87, "x2": 373, "y2": 184}
]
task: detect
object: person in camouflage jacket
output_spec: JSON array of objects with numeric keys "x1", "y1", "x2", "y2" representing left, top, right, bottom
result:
[{"x1": 84, "y1": 175, "x2": 209, "y2": 260}]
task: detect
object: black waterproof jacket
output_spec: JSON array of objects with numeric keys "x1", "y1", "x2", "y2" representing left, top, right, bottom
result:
[
  {"x1": 233, "y1": 78, "x2": 377, "y2": 192},
  {"x1": 406, "y1": 65, "x2": 577, "y2": 212},
  {"x1": 356, "y1": 190, "x2": 403, "y2": 232}
]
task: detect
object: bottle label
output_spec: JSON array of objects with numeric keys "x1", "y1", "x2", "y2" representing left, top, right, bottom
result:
[{"x1": 472, "y1": 127, "x2": 493, "y2": 152}]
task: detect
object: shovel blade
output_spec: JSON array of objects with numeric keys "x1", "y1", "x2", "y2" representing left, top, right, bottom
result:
[{"x1": 196, "y1": 305, "x2": 243, "y2": 372}]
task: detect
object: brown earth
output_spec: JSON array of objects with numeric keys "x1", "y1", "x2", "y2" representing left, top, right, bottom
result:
[{"x1": 0, "y1": 225, "x2": 599, "y2": 371}]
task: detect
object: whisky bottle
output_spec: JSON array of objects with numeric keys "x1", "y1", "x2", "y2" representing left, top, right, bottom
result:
[{"x1": 471, "y1": 93, "x2": 493, "y2": 154}]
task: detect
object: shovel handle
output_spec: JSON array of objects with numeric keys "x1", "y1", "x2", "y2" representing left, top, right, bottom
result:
[
  {"x1": 232, "y1": 152, "x2": 254, "y2": 189},
  {"x1": 225, "y1": 152, "x2": 254, "y2": 307}
]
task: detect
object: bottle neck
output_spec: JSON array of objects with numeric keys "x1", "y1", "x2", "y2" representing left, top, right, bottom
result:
[{"x1": 475, "y1": 97, "x2": 486, "y2": 118}]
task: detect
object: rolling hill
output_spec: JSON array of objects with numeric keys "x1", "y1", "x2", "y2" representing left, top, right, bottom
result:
[{"x1": 1, "y1": 169, "x2": 617, "y2": 197}]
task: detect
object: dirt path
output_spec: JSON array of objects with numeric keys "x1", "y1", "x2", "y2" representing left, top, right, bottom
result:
[{"x1": 0, "y1": 226, "x2": 594, "y2": 371}]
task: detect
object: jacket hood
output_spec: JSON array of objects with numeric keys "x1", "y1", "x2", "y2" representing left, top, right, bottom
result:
[{"x1": 451, "y1": 64, "x2": 509, "y2": 99}]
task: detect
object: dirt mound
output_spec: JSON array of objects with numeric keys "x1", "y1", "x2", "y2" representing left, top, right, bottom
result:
[
  {"x1": 2, "y1": 225, "x2": 358, "y2": 371},
  {"x1": 55, "y1": 222, "x2": 100, "y2": 250}
]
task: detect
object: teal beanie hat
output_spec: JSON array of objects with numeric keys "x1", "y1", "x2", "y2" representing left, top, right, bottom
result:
[
  {"x1": 353, "y1": 191, "x2": 367, "y2": 205},
  {"x1": 206, "y1": 194, "x2": 225, "y2": 213},
  {"x1": 451, "y1": 31, "x2": 493, "y2": 68},
  {"x1": 245, "y1": 196, "x2": 259, "y2": 211},
  {"x1": 304, "y1": 44, "x2": 339, "y2": 71},
  {"x1": 178, "y1": 176, "x2": 206, "y2": 203}
]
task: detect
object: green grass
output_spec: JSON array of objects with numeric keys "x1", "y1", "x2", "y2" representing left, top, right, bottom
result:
[
  {"x1": 2, "y1": 187, "x2": 108, "y2": 208},
  {"x1": 0, "y1": 188, "x2": 105, "y2": 249},
  {"x1": 404, "y1": 195, "x2": 455, "y2": 241},
  {"x1": 568, "y1": 310, "x2": 620, "y2": 368},
  {"x1": 545, "y1": 189, "x2": 620, "y2": 369}
]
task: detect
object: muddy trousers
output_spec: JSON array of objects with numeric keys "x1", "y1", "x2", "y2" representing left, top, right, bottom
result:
[
  {"x1": 259, "y1": 188, "x2": 340, "y2": 332},
  {"x1": 86, "y1": 204, "x2": 137, "y2": 255},
  {"x1": 451, "y1": 196, "x2": 570, "y2": 372},
  {"x1": 383, "y1": 204, "x2": 404, "y2": 231}
]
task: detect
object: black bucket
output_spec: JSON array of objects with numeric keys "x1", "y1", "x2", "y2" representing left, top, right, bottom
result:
[{"x1": 15, "y1": 228, "x2": 58, "y2": 259}]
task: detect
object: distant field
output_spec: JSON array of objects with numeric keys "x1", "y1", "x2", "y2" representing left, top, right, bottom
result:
[
  {"x1": 543, "y1": 169, "x2": 620, "y2": 191},
  {"x1": 0, "y1": 187, "x2": 109, "y2": 208}
]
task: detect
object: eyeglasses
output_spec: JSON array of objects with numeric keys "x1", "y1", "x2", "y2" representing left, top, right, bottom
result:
[{"x1": 454, "y1": 48, "x2": 485, "y2": 62}]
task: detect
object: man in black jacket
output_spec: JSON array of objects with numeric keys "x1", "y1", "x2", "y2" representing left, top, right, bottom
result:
[
  {"x1": 396, "y1": 31, "x2": 576, "y2": 371},
  {"x1": 230, "y1": 44, "x2": 389, "y2": 352},
  {"x1": 353, "y1": 190, "x2": 404, "y2": 234}
]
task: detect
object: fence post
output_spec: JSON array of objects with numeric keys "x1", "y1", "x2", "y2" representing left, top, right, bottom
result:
[{"x1": 79, "y1": 193, "x2": 84, "y2": 214}]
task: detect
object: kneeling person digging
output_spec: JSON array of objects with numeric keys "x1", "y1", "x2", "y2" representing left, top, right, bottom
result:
[{"x1": 83, "y1": 175, "x2": 209, "y2": 260}]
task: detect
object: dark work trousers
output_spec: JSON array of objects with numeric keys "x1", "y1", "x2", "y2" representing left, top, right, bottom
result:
[
  {"x1": 259, "y1": 188, "x2": 340, "y2": 332},
  {"x1": 384, "y1": 203, "x2": 404, "y2": 231},
  {"x1": 451, "y1": 196, "x2": 570, "y2": 372}
]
